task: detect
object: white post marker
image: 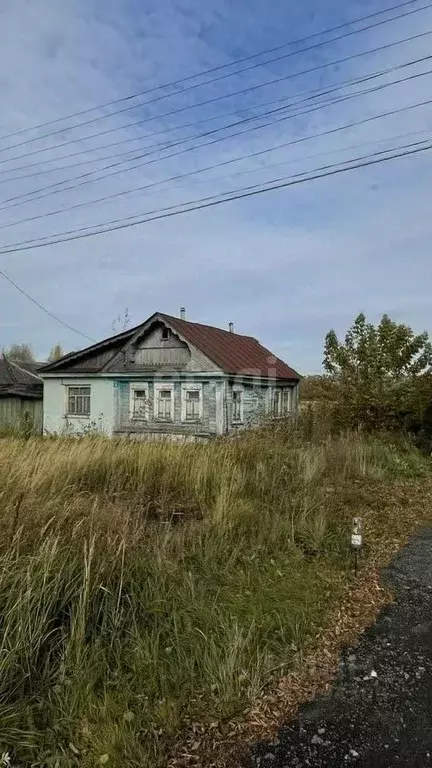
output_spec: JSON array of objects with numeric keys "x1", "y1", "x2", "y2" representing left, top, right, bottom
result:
[
  {"x1": 351, "y1": 517, "x2": 363, "y2": 575},
  {"x1": 351, "y1": 517, "x2": 363, "y2": 550}
]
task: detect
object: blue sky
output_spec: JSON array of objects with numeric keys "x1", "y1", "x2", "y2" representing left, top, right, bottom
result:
[{"x1": 0, "y1": 0, "x2": 431, "y2": 371}]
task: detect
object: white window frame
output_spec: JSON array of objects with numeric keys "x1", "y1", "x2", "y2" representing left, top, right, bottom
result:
[
  {"x1": 154, "y1": 382, "x2": 174, "y2": 422},
  {"x1": 232, "y1": 385, "x2": 244, "y2": 423},
  {"x1": 65, "y1": 385, "x2": 91, "y2": 417},
  {"x1": 129, "y1": 383, "x2": 150, "y2": 421},
  {"x1": 181, "y1": 383, "x2": 203, "y2": 422},
  {"x1": 273, "y1": 388, "x2": 282, "y2": 418},
  {"x1": 272, "y1": 387, "x2": 292, "y2": 418},
  {"x1": 283, "y1": 388, "x2": 292, "y2": 415}
]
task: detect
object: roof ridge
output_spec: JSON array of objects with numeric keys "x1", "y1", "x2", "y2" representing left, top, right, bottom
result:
[
  {"x1": 37, "y1": 311, "x2": 300, "y2": 380},
  {"x1": 160, "y1": 313, "x2": 256, "y2": 340},
  {"x1": 1, "y1": 354, "x2": 17, "y2": 384},
  {"x1": 9, "y1": 359, "x2": 42, "y2": 381},
  {"x1": 39, "y1": 323, "x2": 140, "y2": 372}
]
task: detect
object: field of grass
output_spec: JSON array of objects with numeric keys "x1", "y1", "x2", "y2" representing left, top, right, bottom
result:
[{"x1": 0, "y1": 423, "x2": 430, "y2": 767}]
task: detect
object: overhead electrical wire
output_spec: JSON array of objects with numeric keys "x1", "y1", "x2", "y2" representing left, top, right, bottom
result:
[
  {"x1": 0, "y1": 0, "x2": 429, "y2": 156},
  {"x1": 1, "y1": 138, "x2": 430, "y2": 338},
  {"x1": 2, "y1": 83, "x2": 432, "y2": 232},
  {"x1": 158, "y1": 127, "x2": 432, "y2": 190},
  {"x1": 1, "y1": 0, "x2": 431, "y2": 338},
  {"x1": 1, "y1": 53, "x2": 430, "y2": 187},
  {"x1": 1, "y1": 23, "x2": 431, "y2": 171},
  {"x1": 0, "y1": 0, "x2": 424, "y2": 144},
  {"x1": 0, "y1": 267, "x2": 96, "y2": 341},
  {"x1": 1, "y1": 139, "x2": 430, "y2": 257},
  {"x1": 5, "y1": 64, "x2": 432, "y2": 214}
]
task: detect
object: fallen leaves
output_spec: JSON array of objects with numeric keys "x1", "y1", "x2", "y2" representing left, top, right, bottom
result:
[{"x1": 167, "y1": 479, "x2": 432, "y2": 768}]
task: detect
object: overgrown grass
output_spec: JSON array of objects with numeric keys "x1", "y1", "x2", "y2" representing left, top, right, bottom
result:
[{"x1": 0, "y1": 423, "x2": 430, "y2": 767}]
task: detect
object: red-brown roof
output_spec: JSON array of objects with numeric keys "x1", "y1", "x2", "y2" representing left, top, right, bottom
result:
[
  {"x1": 160, "y1": 314, "x2": 300, "y2": 381},
  {"x1": 40, "y1": 312, "x2": 300, "y2": 380}
]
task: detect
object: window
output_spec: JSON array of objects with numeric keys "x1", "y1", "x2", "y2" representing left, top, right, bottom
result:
[
  {"x1": 273, "y1": 389, "x2": 281, "y2": 418},
  {"x1": 232, "y1": 389, "x2": 243, "y2": 422},
  {"x1": 67, "y1": 386, "x2": 91, "y2": 416},
  {"x1": 272, "y1": 388, "x2": 292, "y2": 418},
  {"x1": 185, "y1": 390, "x2": 200, "y2": 420},
  {"x1": 130, "y1": 385, "x2": 149, "y2": 420},
  {"x1": 157, "y1": 388, "x2": 173, "y2": 420},
  {"x1": 282, "y1": 388, "x2": 291, "y2": 415},
  {"x1": 181, "y1": 384, "x2": 203, "y2": 422},
  {"x1": 161, "y1": 327, "x2": 171, "y2": 340}
]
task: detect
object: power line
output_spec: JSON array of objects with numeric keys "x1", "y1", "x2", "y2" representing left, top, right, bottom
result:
[
  {"x1": 1, "y1": 23, "x2": 431, "y2": 172},
  {"x1": 2, "y1": 81, "x2": 432, "y2": 232},
  {"x1": 6, "y1": 64, "x2": 432, "y2": 214},
  {"x1": 1, "y1": 140, "x2": 430, "y2": 256},
  {"x1": 1, "y1": 139, "x2": 429, "y2": 339},
  {"x1": 0, "y1": 0, "x2": 428, "y2": 153},
  {"x1": 3, "y1": 77, "x2": 387, "y2": 206},
  {"x1": 161, "y1": 127, "x2": 432, "y2": 190},
  {"x1": 1, "y1": 0, "x2": 428, "y2": 344},
  {"x1": 0, "y1": 268, "x2": 96, "y2": 341},
  {"x1": 2, "y1": 53, "x2": 430, "y2": 186}
]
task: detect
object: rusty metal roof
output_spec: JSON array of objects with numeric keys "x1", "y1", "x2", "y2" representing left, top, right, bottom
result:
[
  {"x1": 40, "y1": 312, "x2": 300, "y2": 381},
  {"x1": 160, "y1": 314, "x2": 300, "y2": 380}
]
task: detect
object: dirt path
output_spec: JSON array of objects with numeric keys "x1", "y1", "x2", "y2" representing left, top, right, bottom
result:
[{"x1": 249, "y1": 528, "x2": 432, "y2": 768}]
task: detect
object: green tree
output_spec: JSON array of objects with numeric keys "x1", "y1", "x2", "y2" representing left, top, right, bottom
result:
[
  {"x1": 4, "y1": 343, "x2": 35, "y2": 362},
  {"x1": 48, "y1": 343, "x2": 64, "y2": 362},
  {"x1": 323, "y1": 313, "x2": 432, "y2": 429}
]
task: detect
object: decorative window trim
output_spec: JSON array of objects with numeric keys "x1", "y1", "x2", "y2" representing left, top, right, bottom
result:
[
  {"x1": 129, "y1": 382, "x2": 150, "y2": 421},
  {"x1": 181, "y1": 383, "x2": 203, "y2": 422},
  {"x1": 232, "y1": 385, "x2": 244, "y2": 423},
  {"x1": 272, "y1": 388, "x2": 282, "y2": 418},
  {"x1": 272, "y1": 387, "x2": 293, "y2": 418},
  {"x1": 154, "y1": 381, "x2": 174, "y2": 421},
  {"x1": 283, "y1": 388, "x2": 292, "y2": 414}
]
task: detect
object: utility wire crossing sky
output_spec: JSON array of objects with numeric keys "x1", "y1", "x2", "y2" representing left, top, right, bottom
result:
[{"x1": 0, "y1": 0, "x2": 431, "y2": 369}]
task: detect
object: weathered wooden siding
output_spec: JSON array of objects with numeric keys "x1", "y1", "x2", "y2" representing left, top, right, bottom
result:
[
  {"x1": 135, "y1": 347, "x2": 190, "y2": 366},
  {"x1": 127, "y1": 322, "x2": 221, "y2": 373},
  {"x1": 0, "y1": 397, "x2": 42, "y2": 434},
  {"x1": 137, "y1": 325, "x2": 186, "y2": 350},
  {"x1": 134, "y1": 325, "x2": 190, "y2": 366},
  {"x1": 65, "y1": 347, "x2": 121, "y2": 372},
  {"x1": 115, "y1": 378, "x2": 218, "y2": 437},
  {"x1": 225, "y1": 383, "x2": 298, "y2": 431},
  {"x1": 224, "y1": 383, "x2": 269, "y2": 431}
]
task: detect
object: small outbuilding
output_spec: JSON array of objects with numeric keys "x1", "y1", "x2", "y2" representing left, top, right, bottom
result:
[{"x1": 0, "y1": 356, "x2": 43, "y2": 434}]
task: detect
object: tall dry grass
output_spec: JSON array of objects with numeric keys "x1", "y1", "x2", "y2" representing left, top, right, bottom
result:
[{"x1": 0, "y1": 423, "x2": 429, "y2": 766}]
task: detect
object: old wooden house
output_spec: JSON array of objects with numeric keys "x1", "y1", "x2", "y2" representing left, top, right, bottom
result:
[
  {"x1": 39, "y1": 310, "x2": 300, "y2": 440},
  {"x1": 0, "y1": 356, "x2": 43, "y2": 433}
]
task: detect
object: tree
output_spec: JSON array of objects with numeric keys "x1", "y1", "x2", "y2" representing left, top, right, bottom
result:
[
  {"x1": 48, "y1": 343, "x2": 64, "y2": 362},
  {"x1": 112, "y1": 307, "x2": 131, "y2": 334},
  {"x1": 323, "y1": 313, "x2": 432, "y2": 429},
  {"x1": 4, "y1": 343, "x2": 35, "y2": 362}
]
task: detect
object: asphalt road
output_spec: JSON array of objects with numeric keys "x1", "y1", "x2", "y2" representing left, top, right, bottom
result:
[{"x1": 249, "y1": 528, "x2": 432, "y2": 768}]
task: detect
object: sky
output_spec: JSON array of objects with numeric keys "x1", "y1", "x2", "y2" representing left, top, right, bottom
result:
[{"x1": 0, "y1": 0, "x2": 431, "y2": 372}]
